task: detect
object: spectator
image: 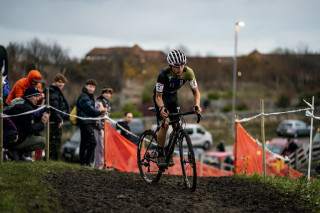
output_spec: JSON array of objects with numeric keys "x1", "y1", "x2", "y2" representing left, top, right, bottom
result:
[
  {"x1": 48, "y1": 74, "x2": 70, "y2": 160},
  {"x1": 203, "y1": 99, "x2": 210, "y2": 112},
  {"x1": 5, "y1": 87, "x2": 50, "y2": 161},
  {"x1": 94, "y1": 85, "x2": 112, "y2": 169},
  {"x1": 0, "y1": 45, "x2": 8, "y2": 77},
  {"x1": 76, "y1": 79, "x2": 106, "y2": 166},
  {"x1": 315, "y1": 161, "x2": 320, "y2": 177},
  {"x1": 1, "y1": 45, "x2": 10, "y2": 104},
  {"x1": 2, "y1": 76, "x2": 10, "y2": 104},
  {"x1": 6, "y1": 70, "x2": 44, "y2": 105},
  {"x1": 216, "y1": 140, "x2": 226, "y2": 152},
  {"x1": 282, "y1": 138, "x2": 298, "y2": 156},
  {"x1": 3, "y1": 117, "x2": 19, "y2": 149},
  {"x1": 116, "y1": 112, "x2": 133, "y2": 141}
]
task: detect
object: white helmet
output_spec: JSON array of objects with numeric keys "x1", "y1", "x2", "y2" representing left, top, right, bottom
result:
[{"x1": 167, "y1": 49, "x2": 187, "y2": 67}]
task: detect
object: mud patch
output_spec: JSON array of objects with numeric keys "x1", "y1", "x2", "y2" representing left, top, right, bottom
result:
[{"x1": 45, "y1": 169, "x2": 315, "y2": 212}]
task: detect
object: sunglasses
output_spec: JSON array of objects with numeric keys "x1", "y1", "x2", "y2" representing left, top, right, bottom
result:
[
  {"x1": 103, "y1": 88, "x2": 113, "y2": 94},
  {"x1": 173, "y1": 61, "x2": 186, "y2": 67}
]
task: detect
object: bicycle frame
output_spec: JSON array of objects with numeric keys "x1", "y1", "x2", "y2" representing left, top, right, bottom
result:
[
  {"x1": 155, "y1": 107, "x2": 200, "y2": 170},
  {"x1": 138, "y1": 106, "x2": 201, "y2": 191}
]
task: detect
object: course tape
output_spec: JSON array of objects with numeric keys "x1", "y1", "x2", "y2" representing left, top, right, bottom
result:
[
  {"x1": 235, "y1": 107, "x2": 313, "y2": 123},
  {"x1": 0, "y1": 105, "x2": 47, "y2": 118},
  {"x1": 305, "y1": 110, "x2": 320, "y2": 120},
  {"x1": 0, "y1": 104, "x2": 140, "y2": 140},
  {"x1": 236, "y1": 99, "x2": 315, "y2": 123},
  {"x1": 46, "y1": 105, "x2": 141, "y2": 140}
]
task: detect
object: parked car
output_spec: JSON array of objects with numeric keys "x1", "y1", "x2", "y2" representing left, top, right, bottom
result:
[
  {"x1": 311, "y1": 128, "x2": 320, "y2": 159},
  {"x1": 276, "y1": 120, "x2": 312, "y2": 137},
  {"x1": 151, "y1": 123, "x2": 213, "y2": 150},
  {"x1": 61, "y1": 129, "x2": 81, "y2": 162},
  {"x1": 61, "y1": 118, "x2": 144, "y2": 161},
  {"x1": 173, "y1": 147, "x2": 205, "y2": 162},
  {"x1": 203, "y1": 151, "x2": 234, "y2": 171},
  {"x1": 266, "y1": 138, "x2": 302, "y2": 155},
  {"x1": 109, "y1": 118, "x2": 144, "y2": 145}
]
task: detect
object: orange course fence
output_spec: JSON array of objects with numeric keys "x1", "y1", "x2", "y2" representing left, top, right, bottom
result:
[
  {"x1": 103, "y1": 121, "x2": 231, "y2": 177},
  {"x1": 233, "y1": 122, "x2": 303, "y2": 178}
]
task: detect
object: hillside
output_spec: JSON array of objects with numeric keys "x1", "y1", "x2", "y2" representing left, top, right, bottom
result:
[
  {"x1": 5, "y1": 43, "x2": 320, "y2": 113},
  {"x1": 1, "y1": 162, "x2": 318, "y2": 212}
]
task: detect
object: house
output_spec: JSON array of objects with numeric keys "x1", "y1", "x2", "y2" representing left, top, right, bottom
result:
[{"x1": 86, "y1": 45, "x2": 165, "y2": 61}]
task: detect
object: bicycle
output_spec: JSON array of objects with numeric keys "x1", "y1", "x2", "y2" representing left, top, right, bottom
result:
[{"x1": 137, "y1": 106, "x2": 202, "y2": 192}]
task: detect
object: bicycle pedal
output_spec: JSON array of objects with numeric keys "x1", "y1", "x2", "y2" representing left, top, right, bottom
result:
[
  {"x1": 157, "y1": 161, "x2": 168, "y2": 168},
  {"x1": 168, "y1": 161, "x2": 175, "y2": 167}
]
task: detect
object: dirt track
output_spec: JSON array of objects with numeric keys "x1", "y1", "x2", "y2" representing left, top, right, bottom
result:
[{"x1": 45, "y1": 168, "x2": 315, "y2": 213}]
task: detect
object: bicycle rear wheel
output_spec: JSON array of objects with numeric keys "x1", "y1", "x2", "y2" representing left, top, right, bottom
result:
[
  {"x1": 179, "y1": 130, "x2": 197, "y2": 192},
  {"x1": 137, "y1": 130, "x2": 162, "y2": 184}
]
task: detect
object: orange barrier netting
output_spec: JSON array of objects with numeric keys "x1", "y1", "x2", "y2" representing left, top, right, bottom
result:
[
  {"x1": 104, "y1": 121, "x2": 231, "y2": 177},
  {"x1": 233, "y1": 122, "x2": 303, "y2": 178}
]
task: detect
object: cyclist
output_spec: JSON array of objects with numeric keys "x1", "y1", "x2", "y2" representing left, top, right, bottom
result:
[{"x1": 153, "y1": 49, "x2": 202, "y2": 167}]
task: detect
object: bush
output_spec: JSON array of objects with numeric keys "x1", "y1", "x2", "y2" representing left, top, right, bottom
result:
[
  {"x1": 141, "y1": 80, "x2": 155, "y2": 104},
  {"x1": 207, "y1": 92, "x2": 220, "y2": 100},
  {"x1": 208, "y1": 91, "x2": 233, "y2": 100},
  {"x1": 296, "y1": 90, "x2": 320, "y2": 107},
  {"x1": 236, "y1": 103, "x2": 249, "y2": 111},
  {"x1": 222, "y1": 104, "x2": 232, "y2": 112},
  {"x1": 276, "y1": 94, "x2": 291, "y2": 108},
  {"x1": 110, "y1": 102, "x2": 143, "y2": 118}
]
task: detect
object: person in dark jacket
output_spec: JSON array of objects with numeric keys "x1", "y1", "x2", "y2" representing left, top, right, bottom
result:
[
  {"x1": 216, "y1": 140, "x2": 226, "y2": 152},
  {"x1": 48, "y1": 74, "x2": 69, "y2": 160},
  {"x1": 116, "y1": 112, "x2": 133, "y2": 141},
  {"x1": 2, "y1": 75, "x2": 10, "y2": 105},
  {"x1": 3, "y1": 117, "x2": 18, "y2": 149},
  {"x1": 282, "y1": 138, "x2": 298, "y2": 156},
  {"x1": 76, "y1": 79, "x2": 106, "y2": 166},
  {"x1": 6, "y1": 87, "x2": 50, "y2": 161},
  {"x1": 315, "y1": 161, "x2": 320, "y2": 177}
]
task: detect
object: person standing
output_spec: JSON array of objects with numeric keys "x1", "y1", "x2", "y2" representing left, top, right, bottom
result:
[
  {"x1": 315, "y1": 161, "x2": 320, "y2": 177},
  {"x1": 48, "y1": 74, "x2": 69, "y2": 160},
  {"x1": 216, "y1": 140, "x2": 226, "y2": 152},
  {"x1": 2, "y1": 76, "x2": 10, "y2": 105},
  {"x1": 1, "y1": 45, "x2": 10, "y2": 104},
  {"x1": 116, "y1": 112, "x2": 133, "y2": 141},
  {"x1": 76, "y1": 79, "x2": 106, "y2": 166},
  {"x1": 94, "y1": 86, "x2": 112, "y2": 169}
]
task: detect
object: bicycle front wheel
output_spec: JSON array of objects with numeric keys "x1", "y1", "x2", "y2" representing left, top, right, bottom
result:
[
  {"x1": 179, "y1": 130, "x2": 197, "y2": 192},
  {"x1": 137, "y1": 130, "x2": 162, "y2": 184}
]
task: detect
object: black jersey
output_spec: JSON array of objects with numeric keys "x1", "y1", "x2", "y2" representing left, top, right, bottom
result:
[{"x1": 154, "y1": 66, "x2": 197, "y2": 94}]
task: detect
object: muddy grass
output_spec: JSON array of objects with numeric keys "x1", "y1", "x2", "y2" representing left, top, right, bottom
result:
[{"x1": 45, "y1": 169, "x2": 315, "y2": 213}]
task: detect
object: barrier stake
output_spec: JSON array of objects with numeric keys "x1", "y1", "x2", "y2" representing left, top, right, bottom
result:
[
  {"x1": 307, "y1": 96, "x2": 314, "y2": 183},
  {"x1": 287, "y1": 158, "x2": 290, "y2": 177},
  {"x1": 261, "y1": 99, "x2": 266, "y2": 177},
  {"x1": 0, "y1": 74, "x2": 3, "y2": 165},
  {"x1": 103, "y1": 119, "x2": 107, "y2": 170},
  {"x1": 46, "y1": 88, "x2": 50, "y2": 161},
  {"x1": 233, "y1": 115, "x2": 238, "y2": 174}
]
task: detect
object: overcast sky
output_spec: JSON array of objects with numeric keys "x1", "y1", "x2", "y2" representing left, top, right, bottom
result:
[{"x1": 1, "y1": 0, "x2": 319, "y2": 59}]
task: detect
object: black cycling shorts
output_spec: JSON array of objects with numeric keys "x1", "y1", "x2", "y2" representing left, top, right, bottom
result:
[{"x1": 153, "y1": 92, "x2": 179, "y2": 123}]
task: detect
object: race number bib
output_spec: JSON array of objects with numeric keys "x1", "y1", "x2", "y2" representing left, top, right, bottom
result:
[
  {"x1": 189, "y1": 79, "x2": 197, "y2": 89},
  {"x1": 156, "y1": 82, "x2": 164, "y2": 92}
]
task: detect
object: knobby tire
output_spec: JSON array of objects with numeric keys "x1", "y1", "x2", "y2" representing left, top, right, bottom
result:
[
  {"x1": 137, "y1": 130, "x2": 162, "y2": 184},
  {"x1": 179, "y1": 130, "x2": 197, "y2": 192}
]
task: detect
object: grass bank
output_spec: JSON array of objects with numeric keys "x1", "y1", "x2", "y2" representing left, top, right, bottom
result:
[
  {"x1": 0, "y1": 162, "x2": 319, "y2": 212},
  {"x1": 235, "y1": 174, "x2": 320, "y2": 210},
  {"x1": 0, "y1": 161, "x2": 89, "y2": 212}
]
